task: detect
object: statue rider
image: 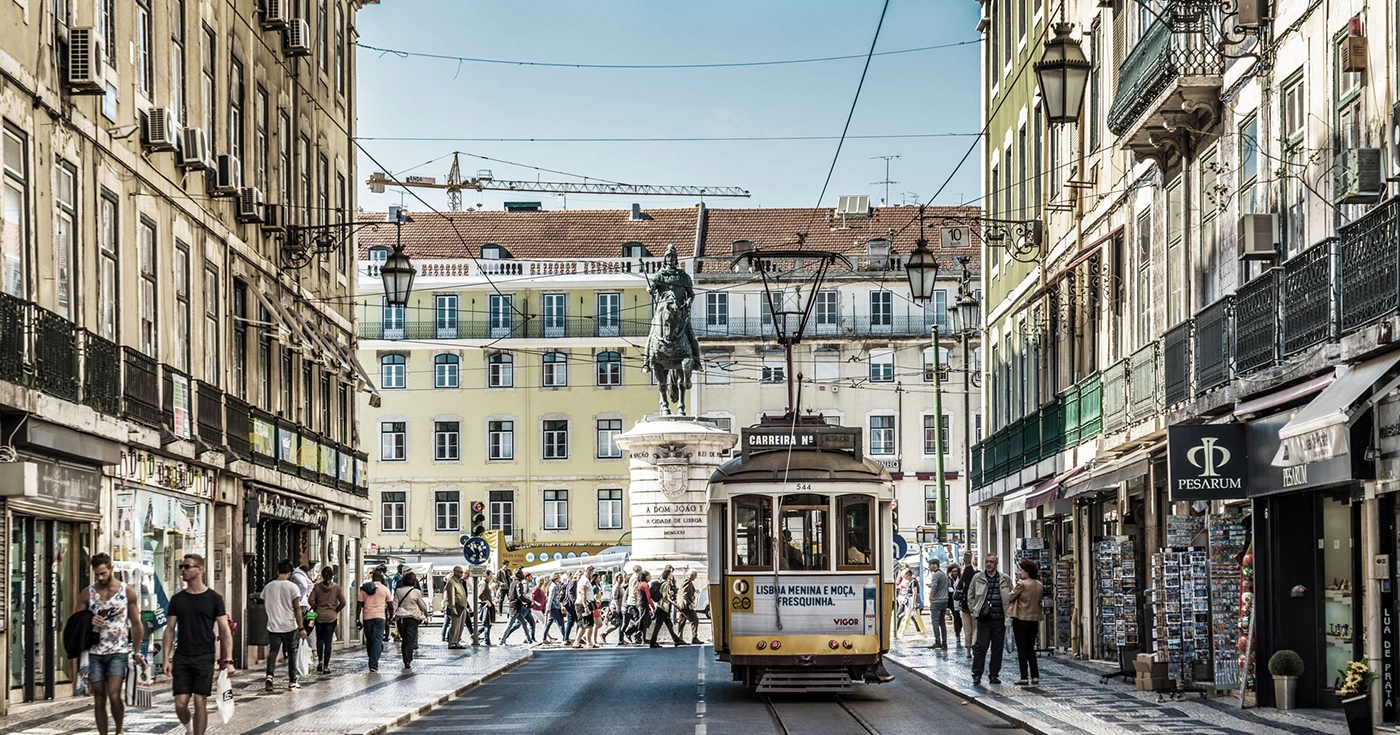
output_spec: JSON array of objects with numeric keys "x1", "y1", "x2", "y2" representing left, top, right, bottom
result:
[{"x1": 643, "y1": 244, "x2": 702, "y2": 373}]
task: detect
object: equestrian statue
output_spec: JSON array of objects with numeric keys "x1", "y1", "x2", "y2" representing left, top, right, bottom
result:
[{"x1": 642, "y1": 244, "x2": 702, "y2": 415}]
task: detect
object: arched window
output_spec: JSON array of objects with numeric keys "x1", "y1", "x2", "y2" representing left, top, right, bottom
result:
[
  {"x1": 596, "y1": 351, "x2": 621, "y2": 387},
  {"x1": 434, "y1": 353, "x2": 459, "y2": 389},
  {"x1": 488, "y1": 353, "x2": 514, "y2": 388},
  {"x1": 542, "y1": 352, "x2": 568, "y2": 387},
  {"x1": 381, "y1": 354, "x2": 406, "y2": 389}
]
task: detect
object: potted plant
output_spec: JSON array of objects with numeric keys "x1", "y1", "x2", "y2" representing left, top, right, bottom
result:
[
  {"x1": 1268, "y1": 650, "x2": 1304, "y2": 710},
  {"x1": 1337, "y1": 660, "x2": 1378, "y2": 735}
]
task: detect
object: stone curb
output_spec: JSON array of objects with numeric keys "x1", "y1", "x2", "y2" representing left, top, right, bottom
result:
[
  {"x1": 885, "y1": 653, "x2": 1068, "y2": 735},
  {"x1": 348, "y1": 650, "x2": 535, "y2": 735}
]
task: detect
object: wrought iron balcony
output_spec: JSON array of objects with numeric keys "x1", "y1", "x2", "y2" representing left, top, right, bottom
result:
[
  {"x1": 196, "y1": 380, "x2": 225, "y2": 446},
  {"x1": 1339, "y1": 196, "x2": 1400, "y2": 334},
  {"x1": 0, "y1": 292, "x2": 23, "y2": 384},
  {"x1": 1163, "y1": 322, "x2": 1193, "y2": 406},
  {"x1": 1106, "y1": 19, "x2": 1223, "y2": 163},
  {"x1": 31, "y1": 306, "x2": 80, "y2": 402},
  {"x1": 1235, "y1": 269, "x2": 1279, "y2": 374},
  {"x1": 82, "y1": 331, "x2": 123, "y2": 416},
  {"x1": 1102, "y1": 359, "x2": 1130, "y2": 434},
  {"x1": 1281, "y1": 238, "x2": 1336, "y2": 356},
  {"x1": 360, "y1": 317, "x2": 651, "y2": 341},
  {"x1": 122, "y1": 348, "x2": 161, "y2": 428},
  {"x1": 1193, "y1": 296, "x2": 1233, "y2": 394},
  {"x1": 694, "y1": 314, "x2": 944, "y2": 340}
]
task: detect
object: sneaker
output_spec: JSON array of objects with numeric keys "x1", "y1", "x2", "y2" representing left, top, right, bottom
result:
[
  {"x1": 691, "y1": 639, "x2": 702, "y2": 645},
  {"x1": 989, "y1": 677, "x2": 1002, "y2": 685},
  {"x1": 972, "y1": 678, "x2": 982, "y2": 686},
  {"x1": 369, "y1": 667, "x2": 379, "y2": 673},
  {"x1": 402, "y1": 666, "x2": 413, "y2": 674},
  {"x1": 1015, "y1": 679, "x2": 1029, "y2": 686},
  {"x1": 264, "y1": 676, "x2": 274, "y2": 692},
  {"x1": 288, "y1": 681, "x2": 301, "y2": 690},
  {"x1": 1030, "y1": 678, "x2": 1040, "y2": 685},
  {"x1": 184, "y1": 722, "x2": 195, "y2": 735}
]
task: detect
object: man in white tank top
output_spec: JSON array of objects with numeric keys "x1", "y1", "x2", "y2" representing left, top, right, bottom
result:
[{"x1": 75, "y1": 552, "x2": 145, "y2": 735}]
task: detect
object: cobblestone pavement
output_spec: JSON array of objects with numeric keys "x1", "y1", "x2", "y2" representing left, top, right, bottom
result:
[
  {"x1": 886, "y1": 638, "x2": 1347, "y2": 735},
  {"x1": 0, "y1": 637, "x2": 530, "y2": 735}
]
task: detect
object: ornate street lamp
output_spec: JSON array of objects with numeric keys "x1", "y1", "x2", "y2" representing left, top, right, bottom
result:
[
  {"x1": 905, "y1": 209, "x2": 942, "y2": 303},
  {"x1": 1034, "y1": 23, "x2": 1091, "y2": 124},
  {"x1": 380, "y1": 211, "x2": 415, "y2": 307}
]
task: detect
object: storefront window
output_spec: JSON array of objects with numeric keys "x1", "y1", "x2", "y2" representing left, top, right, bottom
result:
[
  {"x1": 1321, "y1": 495, "x2": 1353, "y2": 691},
  {"x1": 779, "y1": 494, "x2": 829, "y2": 572},
  {"x1": 733, "y1": 495, "x2": 772, "y2": 571},
  {"x1": 112, "y1": 489, "x2": 208, "y2": 668}
]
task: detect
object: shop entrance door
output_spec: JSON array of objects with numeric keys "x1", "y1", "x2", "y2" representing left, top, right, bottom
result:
[{"x1": 8, "y1": 516, "x2": 87, "y2": 703}]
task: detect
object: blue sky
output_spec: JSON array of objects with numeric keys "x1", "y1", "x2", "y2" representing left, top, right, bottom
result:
[{"x1": 354, "y1": 1, "x2": 983, "y2": 214}]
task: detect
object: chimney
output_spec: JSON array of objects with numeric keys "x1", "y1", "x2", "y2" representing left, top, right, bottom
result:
[{"x1": 631, "y1": 203, "x2": 644, "y2": 221}]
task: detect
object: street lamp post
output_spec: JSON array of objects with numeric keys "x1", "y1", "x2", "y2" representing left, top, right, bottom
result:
[
  {"x1": 904, "y1": 208, "x2": 946, "y2": 541},
  {"x1": 379, "y1": 209, "x2": 416, "y2": 307},
  {"x1": 948, "y1": 257, "x2": 982, "y2": 558}
]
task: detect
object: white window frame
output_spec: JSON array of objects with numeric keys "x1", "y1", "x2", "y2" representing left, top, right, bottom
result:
[
  {"x1": 869, "y1": 415, "x2": 896, "y2": 456},
  {"x1": 869, "y1": 349, "x2": 895, "y2": 383},
  {"x1": 543, "y1": 352, "x2": 568, "y2": 387},
  {"x1": 489, "y1": 490, "x2": 515, "y2": 537},
  {"x1": 381, "y1": 354, "x2": 406, "y2": 389},
  {"x1": 434, "y1": 490, "x2": 460, "y2": 532},
  {"x1": 434, "y1": 353, "x2": 459, "y2": 389},
  {"x1": 488, "y1": 420, "x2": 515, "y2": 460},
  {"x1": 869, "y1": 290, "x2": 893, "y2": 328},
  {"x1": 705, "y1": 292, "x2": 729, "y2": 328},
  {"x1": 543, "y1": 489, "x2": 569, "y2": 530},
  {"x1": 488, "y1": 352, "x2": 514, "y2": 388},
  {"x1": 597, "y1": 488, "x2": 623, "y2": 530},
  {"x1": 380, "y1": 491, "x2": 406, "y2": 532},
  {"x1": 381, "y1": 421, "x2": 406, "y2": 461},
  {"x1": 543, "y1": 420, "x2": 569, "y2": 460},
  {"x1": 435, "y1": 294, "x2": 458, "y2": 337},
  {"x1": 434, "y1": 420, "x2": 460, "y2": 461},
  {"x1": 596, "y1": 419, "x2": 623, "y2": 458},
  {"x1": 596, "y1": 351, "x2": 622, "y2": 386}
]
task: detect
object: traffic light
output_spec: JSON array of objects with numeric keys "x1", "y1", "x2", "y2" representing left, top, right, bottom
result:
[{"x1": 471, "y1": 500, "x2": 486, "y2": 536}]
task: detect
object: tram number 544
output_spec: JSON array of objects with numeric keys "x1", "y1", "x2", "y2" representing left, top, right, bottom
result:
[{"x1": 730, "y1": 576, "x2": 753, "y2": 613}]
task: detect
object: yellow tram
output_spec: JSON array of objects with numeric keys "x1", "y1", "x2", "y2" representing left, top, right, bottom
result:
[{"x1": 707, "y1": 415, "x2": 896, "y2": 692}]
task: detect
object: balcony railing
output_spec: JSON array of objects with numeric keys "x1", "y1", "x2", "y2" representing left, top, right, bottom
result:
[
  {"x1": 1339, "y1": 196, "x2": 1400, "y2": 334},
  {"x1": 122, "y1": 348, "x2": 161, "y2": 428},
  {"x1": 694, "y1": 314, "x2": 945, "y2": 339},
  {"x1": 1235, "y1": 269, "x2": 1279, "y2": 374},
  {"x1": 971, "y1": 371, "x2": 1102, "y2": 490},
  {"x1": 694, "y1": 254, "x2": 913, "y2": 279},
  {"x1": 360, "y1": 317, "x2": 651, "y2": 341},
  {"x1": 1102, "y1": 359, "x2": 1130, "y2": 434},
  {"x1": 196, "y1": 381, "x2": 224, "y2": 446},
  {"x1": 31, "y1": 306, "x2": 80, "y2": 402},
  {"x1": 0, "y1": 292, "x2": 23, "y2": 384},
  {"x1": 1107, "y1": 21, "x2": 1223, "y2": 136},
  {"x1": 1194, "y1": 296, "x2": 1233, "y2": 394},
  {"x1": 1163, "y1": 321, "x2": 1193, "y2": 406},
  {"x1": 82, "y1": 331, "x2": 122, "y2": 416},
  {"x1": 1282, "y1": 238, "x2": 1336, "y2": 356},
  {"x1": 366, "y1": 256, "x2": 679, "y2": 280},
  {"x1": 1128, "y1": 341, "x2": 1160, "y2": 421},
  {"x1": 226, "y1": 396, "x2": 251, "y2": 460}
]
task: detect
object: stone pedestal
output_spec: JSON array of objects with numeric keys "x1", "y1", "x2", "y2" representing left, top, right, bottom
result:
[{"x1": 614, "y1": 416, "x2": 736, "y2": 584}]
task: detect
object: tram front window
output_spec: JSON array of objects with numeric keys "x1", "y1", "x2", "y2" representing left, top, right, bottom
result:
[
  {"x1": 733, "y1": 495, "x2": 773, "y2": 570},
  {"x1": 838, "y1": 496, "x2": 875, "y2": 570},
  {"x1": 779, "y1": 494, "x2": 828, "y2": 571}
]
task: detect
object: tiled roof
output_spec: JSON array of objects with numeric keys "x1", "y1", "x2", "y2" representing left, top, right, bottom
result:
[
  {"x1": 699, "y1": 205, "x2": 983, "y2": 263},
  {"x1": 356, "y1": 206, "x2": 702, "y2": 260},
  {"x1": 356, "y1": 203, "x2": 983, "y2": 268}
]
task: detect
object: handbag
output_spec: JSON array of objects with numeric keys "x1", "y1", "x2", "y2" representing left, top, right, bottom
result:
[
  {"x1": 124, "y1": 657, "x2": 153, "y2": 709},
  {"x1": 215, "y1": 670, "x2": 235, "y2": 724},
  {"x1": 295, "y1": 641, "x2": 311, "y2": 678}
]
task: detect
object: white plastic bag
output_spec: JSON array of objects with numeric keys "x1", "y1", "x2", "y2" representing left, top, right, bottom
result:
[
  {"x1": 215, "y1": 670, "x2": 234, "y2": 724},
  {"x1": 124, "y1": 658, "x2": 152, "y2": 709},
  {"x1": 295, "y1": 641, "x2": 311, "y2": 679}
]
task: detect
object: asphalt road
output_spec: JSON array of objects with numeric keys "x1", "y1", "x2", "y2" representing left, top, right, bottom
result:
[{"x1": 393, "y1": 645, "x2": 1025, "y2": 735}]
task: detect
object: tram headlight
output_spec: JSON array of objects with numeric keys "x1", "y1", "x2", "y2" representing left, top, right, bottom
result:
[
  {"x1": 756, "y1": 640, "x2": 767, "y2": 650},
  {"x1": 842, "y1": 640, "x2": 853, "y2": 649}
]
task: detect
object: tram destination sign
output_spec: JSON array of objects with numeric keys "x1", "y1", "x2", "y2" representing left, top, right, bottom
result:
[{"x1": 741, "y1": 425, "x2": 861, "y2": 459}]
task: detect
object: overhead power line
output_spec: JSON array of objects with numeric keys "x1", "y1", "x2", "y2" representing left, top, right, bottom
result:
[
  {"x1": 355, "y1": 39, "x2": 978, "y2": 70},
  {"x1": 357, "y1": 133, "x2": 981, "y2": 143}
]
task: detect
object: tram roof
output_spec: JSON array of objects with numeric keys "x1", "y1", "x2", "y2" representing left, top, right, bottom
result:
[{"x1": 708, "y1": 447, "x2": 892, "y2": 487}]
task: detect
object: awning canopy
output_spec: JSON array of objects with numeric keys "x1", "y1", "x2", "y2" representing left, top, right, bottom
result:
[
  {"x1": 1234, "y1": 371, "x2": 1335, "y2": 418},
  {"x1": 999, "y1": 487, "x2": 1035, "y2": 516},
  {"x1": 1027, "y1": 464, "x2": 1090, "y2": 509},
  {"x1": 1274, "y1": 350, "x2": 1400, "y2": 467},
  {"x1": 1063, "y1": 451, "x2": 1153, "y2": 499}
]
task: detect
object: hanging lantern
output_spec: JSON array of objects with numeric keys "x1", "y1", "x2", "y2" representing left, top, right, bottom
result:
[{"x1": 1035, "y1": 23, "x2": 1092, "y2": 124}]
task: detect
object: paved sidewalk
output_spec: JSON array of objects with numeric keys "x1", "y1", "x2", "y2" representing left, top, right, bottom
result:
[
  {"x1": 0, "y1": 640, "x2": 530, "y2": 735},
  {"x1": 886, "y1": 639, "x2": 1348, "y2": 735}
]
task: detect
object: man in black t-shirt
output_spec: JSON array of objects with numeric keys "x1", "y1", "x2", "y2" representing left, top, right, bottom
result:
[{"x1": 161, "y1": 554, "x2": 234, "y2": 735}]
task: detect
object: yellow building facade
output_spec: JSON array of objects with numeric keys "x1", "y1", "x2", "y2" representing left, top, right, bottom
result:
[{"x1": 356, "y1": 207, "x2": 703, "y2": 563}]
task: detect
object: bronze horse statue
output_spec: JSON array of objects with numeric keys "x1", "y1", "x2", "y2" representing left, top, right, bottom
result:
[{"x1": 644, "y1": 289, "x2": 694, "y2": 415}]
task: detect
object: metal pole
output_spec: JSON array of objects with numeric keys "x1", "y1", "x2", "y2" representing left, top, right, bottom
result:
[
  {"x1": 963, "y1": 331, "x2": 973, "y2": 557},
  {"x1": 930, "y1": 325, "x2": 948, "y2": 543},
  {"x1": 470, "y1": 576, "x2": 480, "y2": 646}
]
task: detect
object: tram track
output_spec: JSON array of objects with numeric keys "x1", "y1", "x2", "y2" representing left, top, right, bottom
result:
[{"x1": 762, "y1": 693, "x2": 882, "y2": 735}]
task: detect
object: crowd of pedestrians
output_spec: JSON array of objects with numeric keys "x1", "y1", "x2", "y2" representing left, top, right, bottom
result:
[{"x1": 893, "y1": 552, "x2": 1046, "y2": 688}]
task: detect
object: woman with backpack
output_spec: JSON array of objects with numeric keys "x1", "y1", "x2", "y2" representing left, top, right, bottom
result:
[{"x1": 392, "y1": 570, "x2": 430, "y2": 673}]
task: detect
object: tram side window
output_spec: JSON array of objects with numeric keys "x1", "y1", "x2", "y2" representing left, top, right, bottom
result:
[
  {"x1": 779, "y1": 494, "x2": 829, "y2": 571},
  {"x1": 837, "y1": 496, "x2": 875, "y2": 570},
  {"x1": 733, "y1": 495, "x2": 773, "y2": 570}
]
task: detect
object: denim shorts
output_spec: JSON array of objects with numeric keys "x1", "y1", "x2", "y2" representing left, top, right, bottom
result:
[{"x1": 89, "y1": 652, "x2": 129, "y2": 681}]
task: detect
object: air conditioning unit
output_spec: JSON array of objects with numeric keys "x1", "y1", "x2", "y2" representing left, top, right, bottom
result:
[
  {"x1": 1338, "y1": 148, "x2": 1383, "y2": 204},
  {"x1": 1341, "y1": 35, "x2": 1367, "y2": 72},
  {"x1": 261, "y1": 0, "x2": 289, "y2": 29},
  {"x1": 143, "y1": 108, "x2": 178, "y2": 151},
  {"x1": 215, "y1": 155, "x2": 242, "y2": 196},
  {"x1": 285, "y1": 18, "x2": 311, "y2": 57},
  {"x1": 179, "y1": 128, "x2": 209, "y2": 170},
  {"x1": 236, "y1": 188, "x2": 265, "y2": 224},
  {"x1": 66, "y1": 27, "x2": 105, "y2": 94},
  {"x1": 261, "y1": 203, "x2": 286, "y2": 233},
  {"x1": 1238, "y1": 213, "x2": 1277, "y2": 260}
]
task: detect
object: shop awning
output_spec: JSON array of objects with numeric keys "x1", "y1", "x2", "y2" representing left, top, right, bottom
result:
[
  {"x1": 1063, "y1": 451, "x2": 1153, "y2": 499},
  {"x1": 1233, "y1": 371, "x2": 1335, "y2": 418},
  {"x1": 1274, "y1": 350, "x2": 1400, "y2": 466},
  {"x1": 1027, "y1": 464, "x2": 1090, "y2": 509},
  {"x1": 999, "y1": 487, "x2": 1035, "y2": 515}
]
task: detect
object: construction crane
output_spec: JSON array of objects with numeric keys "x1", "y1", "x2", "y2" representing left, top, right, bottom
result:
[{"x1": 367, "y1": 152, "x2": 750, "y2": 211}]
